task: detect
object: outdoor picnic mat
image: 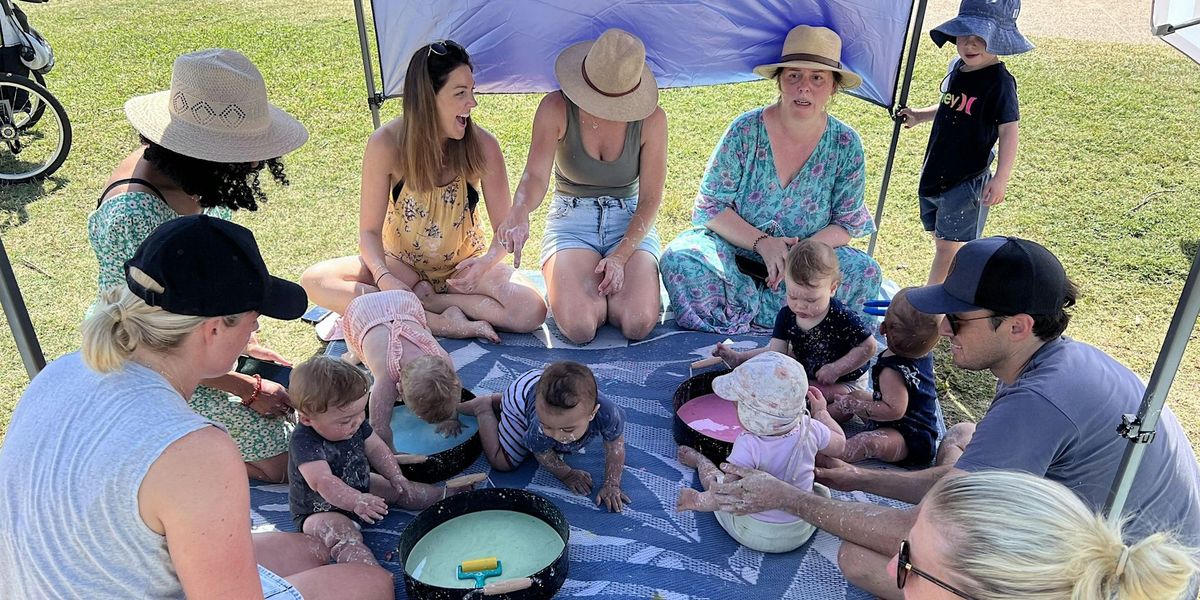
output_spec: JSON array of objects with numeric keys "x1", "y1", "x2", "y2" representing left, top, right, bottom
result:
[{"x1": 249, "y1": 317, "x2": 912, "y2": 599}]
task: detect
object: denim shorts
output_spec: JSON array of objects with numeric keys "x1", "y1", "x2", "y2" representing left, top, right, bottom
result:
[
  {"x1": 919, "y1": 170, "x2": 991, "y2": 242},
  {"x1": 259, "y1": 565, "x2": 304, "y2": 599},
  {"x1": 540, "y1": 195, "x2": 661, "y2": 268}
]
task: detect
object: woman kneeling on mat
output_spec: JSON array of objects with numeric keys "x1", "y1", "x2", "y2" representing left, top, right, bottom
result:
[{"x1": 302, "y1": 40, "x2": 546, "y2": 342}]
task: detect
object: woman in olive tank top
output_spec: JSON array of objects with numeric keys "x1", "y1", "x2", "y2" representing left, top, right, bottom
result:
[{"x1": 498, "y1": 29, "x2": 668, "y2": 345}]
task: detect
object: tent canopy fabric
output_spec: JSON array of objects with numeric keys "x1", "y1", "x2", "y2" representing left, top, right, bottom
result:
[
  {"x1": 1153, "y1": 0, "x2": 1200, "y2": 65},
  {"x1": 370, "y1": 0, "x2": 916, "y2": 108}
]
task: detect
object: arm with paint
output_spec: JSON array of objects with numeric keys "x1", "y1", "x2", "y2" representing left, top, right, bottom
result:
[
  {"x1": 297, "y1": 460, "x2": 388, "y2": 524},
  {"x1": 713, "y1": 337, "x2": 786, "y2": 368},
  {"x1": 364, "y1": 431, "x2": 408, "y2": 497},
  {"x1": 807, "y1": 389, "x2": 846, "y2": 459},
  {"x1": 535, "y1": 449, "x2": 593, "y2": 495},
  {"x1": 596, "y1": 435, "x2": 630, "y2": 512},
  {"x1": 816, "y1": 335, "x2": 877, "y2": 386},
  {"x1": 499, "y1": 93, "x2": 562, "y2": 269}
]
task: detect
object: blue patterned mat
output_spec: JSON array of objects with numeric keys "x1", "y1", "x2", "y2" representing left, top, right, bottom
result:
[{"x1": 251, "y1": 321, "x2": 911, "y2": 599}]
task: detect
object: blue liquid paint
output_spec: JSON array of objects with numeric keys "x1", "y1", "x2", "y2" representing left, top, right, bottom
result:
[{"x1": 390, "y1": 404, "x2": 480, "y2": 455}]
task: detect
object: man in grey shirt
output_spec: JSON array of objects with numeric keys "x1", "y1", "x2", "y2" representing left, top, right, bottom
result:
[{"x1": 712, "y1": 236, "x2": 1200, "y2": 598}]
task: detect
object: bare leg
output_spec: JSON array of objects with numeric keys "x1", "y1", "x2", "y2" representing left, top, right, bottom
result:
[
  {"x1": 543, "y1": 249, "x2": 607, "y2": 344},
  {"x1": 253, "y1": 531, "x2": 331, "y2": 575},
  {"x1": 813, "y1": 382, "x2": 854, "y2": 400},
  {"x1": 676, "y1": 446, "x2": 724, "y2": 512},
  {"x1": 427, "y1": 306, "x2": 500, "y2": 342},
  {"x1": 839, "y1": 540, "x2": 903, "y2": 599},
  {"x1": 935, "y1": 422, "x2": 976, "y2": 467},
  {"x1": 302, "y1": 512, "x2": 378, "y2": 566},
  {"x1": 359, "y1": 325, "x2": 399, "y2": 450},
  {"x1": 606, "y1": 250, "x2": 662, "y2": 341},
  {"x1": 842, "y1": 429, "x2": 909, "y2": 463},
  {"x1": 928, "y1": 237, "x2": 965, "y2": 286},
  {"x1": 421, "y1": 264, "x2": 547, "y2": 333},
  {"x1": 246, "y1": 452, "x2": 288, "y2": 483},
  {"x1": 286, "y1": 564, "x2": 394, "y2": 600}
]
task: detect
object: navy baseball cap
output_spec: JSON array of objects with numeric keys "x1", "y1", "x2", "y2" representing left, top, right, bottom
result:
[
  {"x1": 124, "y1": 215, "x2": 307, "y2": 320},
  {"x1": 908, "y1": 236, "x2": 1067, "y2": 316}
]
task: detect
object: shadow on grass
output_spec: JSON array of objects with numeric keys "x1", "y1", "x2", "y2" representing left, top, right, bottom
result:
[
  {"x1": 0, "y1": 175, "x2": 69, "y2": 233},
  {"x1": 1181, "y1": 238, "x2": 1199, "y2": 264}
]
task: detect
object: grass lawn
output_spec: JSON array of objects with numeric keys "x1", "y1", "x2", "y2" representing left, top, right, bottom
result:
[{"x1": 1, "y1": 0, "x2": 1198, "y2": 460}]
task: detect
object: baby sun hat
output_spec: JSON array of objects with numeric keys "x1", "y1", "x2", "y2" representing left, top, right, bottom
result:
[
  {"x1": 931, "y1": 0, "x2": 1034, "y2": 56},
  {"x1": 712, "y1": 351, "x2": 809, "y2": 437}
]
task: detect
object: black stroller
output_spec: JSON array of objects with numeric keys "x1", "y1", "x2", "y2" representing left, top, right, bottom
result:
[{"x1": 0, "y1": 0, "x2": 69, "y2": 184}]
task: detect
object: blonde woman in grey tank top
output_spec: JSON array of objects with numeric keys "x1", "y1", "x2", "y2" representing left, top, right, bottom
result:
[{"x1": 498, "y1": 29, "x2": 668, "y2": 345}]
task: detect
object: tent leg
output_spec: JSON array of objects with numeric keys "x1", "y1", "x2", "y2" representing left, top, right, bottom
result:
[
  {"x1": 0, "y1": 236, "x2": 45, "y2": 379},
  {"x1": 868, "y1": 0, "x2": 930, "y2": 257},
  {"x1": 1104, "y1": 243, "x2": 1200, "y2": 523},
  {"x1": 354, "y1": 0, "x2": 382, "y2": 130}
]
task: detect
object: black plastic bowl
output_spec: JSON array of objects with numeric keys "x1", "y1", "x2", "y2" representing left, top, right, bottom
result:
[
  {"x1": 672, "y1": 369, "x2": 736, "y2": 467},
  {"x1": 397, "y1": 488, "x2": 569, "y2": 600},
  {"x1": 398, "y1": 389, "x2": 483, "y2": 484}
]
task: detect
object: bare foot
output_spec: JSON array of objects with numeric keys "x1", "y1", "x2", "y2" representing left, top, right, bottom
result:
[
  {"x1": 676, "y1": 487, "x2": 702, "y2": 511},
  {"x1": 677, "y1": 446, "x2": 703, "y2": 469},
  {"x1": 440, "y1": 306, "x2": 501, "y2": 343},
  {"x1": 413, "y1": 280, "x2": 435, "y2": 300}
]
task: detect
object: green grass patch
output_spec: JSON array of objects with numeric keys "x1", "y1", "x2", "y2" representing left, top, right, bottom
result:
[{"x1": 1, "y1": 1, "x2": 1198, "y2": 459}]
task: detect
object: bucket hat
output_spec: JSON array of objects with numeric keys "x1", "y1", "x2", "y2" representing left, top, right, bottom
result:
[
  {"x1": 713, "y1": 352, "x2": 809, "y2": 437},
  {"x1": 931, "y1": 0, "x2": 1034, "y2": 56},
  {"x1": 125, "y1": 214, "x2": 307, "y2": 320},
  {"x1": 555, "y1": 28, "x2": 659, "y2": 122},
  {"x1": 907, "y1": 236, "x2": 1067, "y2": 316},
  {"x1": 125, "y1": 48, "x2": 309, "y2": 163},
  {"x1": 753, "y1": 25, "x2": 862, "y2": 89}
]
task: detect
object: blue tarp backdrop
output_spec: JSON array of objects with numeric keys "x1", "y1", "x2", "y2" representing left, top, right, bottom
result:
[{"x1": 370, "y1": 0, "x2": 916, "y2": 108}]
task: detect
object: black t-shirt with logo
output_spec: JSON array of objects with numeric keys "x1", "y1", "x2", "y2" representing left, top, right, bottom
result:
[{"x1": 918, "y1": 60, "x2": 1019, "y2": 197}]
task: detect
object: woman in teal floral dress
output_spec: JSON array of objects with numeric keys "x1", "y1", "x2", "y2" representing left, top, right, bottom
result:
[
  {"x1": 88, "y1": 49, "x2": 308, "y2": 482},
  {"x1": 659, "y1": 25, "x2": 881, "y2": 334}
]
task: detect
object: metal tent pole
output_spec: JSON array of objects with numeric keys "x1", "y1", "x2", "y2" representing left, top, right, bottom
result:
[
  {"x1": 1104, "y1": 239, "x2": 1200, "y2": 522},
  {"x1": 354, "y1": 0, "x2": 382, "y2": 129},
  {"x1": 868, "y1": 0, "x2": 929, "y2": 257},
  {"x1": 0, "y1": 236, "x2": 45, "y2": 379}
]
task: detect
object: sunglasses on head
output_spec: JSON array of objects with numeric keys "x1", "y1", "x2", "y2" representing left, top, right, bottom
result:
[
  {"x1": 897, "y1": 539, "x2": 976, "y2": 599},
  {"x1": 427, "y1": 39, "x2": 465, "y2": 58}
]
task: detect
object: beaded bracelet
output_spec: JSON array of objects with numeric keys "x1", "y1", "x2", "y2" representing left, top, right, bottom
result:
[
  {"x1": 751, "y1": 234, "x2": 770, "y2": 255},
  {"x1": 244, "y1": 373, "x2": 262, "y2": 406}
]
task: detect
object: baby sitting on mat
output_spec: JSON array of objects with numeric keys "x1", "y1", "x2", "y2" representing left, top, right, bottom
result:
[
  {"x1": 461, "y1": 361, "x2": 630, "y2": 512},
  {"x1": 676, "y1": 351, "x2": 845, "y2": 553},
  {"x1": 287, "y1": 356, "x2": 471, "y2": 566},
  {"x1": 342, "y1": 289, "x2": 463, "y2": 450}
]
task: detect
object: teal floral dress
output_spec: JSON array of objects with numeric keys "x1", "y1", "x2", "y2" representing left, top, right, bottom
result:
[
  {"x1": 660, "y1": 109, "x2": 882, "y2": 334},
  {"x1": 87, "y1": 192, "x2": 290, "y2": 462}
]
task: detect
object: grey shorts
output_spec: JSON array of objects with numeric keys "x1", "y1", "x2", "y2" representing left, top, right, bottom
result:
[
  {"x1": 540, "y1": 195, "x2": 661, "y2": 267},
  {"x1": 919, "y1": 170, "x2": 991, "y2": 242},
  {"x1": 259, "y1": 564, "x2": 303, "y2": 599}
]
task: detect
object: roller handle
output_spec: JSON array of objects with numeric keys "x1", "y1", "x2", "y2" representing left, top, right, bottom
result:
[
  {"x1": 482, "y1": 578, "x2": 533, "y2": 595},
  {"x1": 690, "y1": 356, "x2": 725, "y2": 370},
  {"x1": 393, "y1": 453, "x2": 429, "y2": 464},
  {"x1": 445, "y1": 472, "x2": 487, "y2": 489}
]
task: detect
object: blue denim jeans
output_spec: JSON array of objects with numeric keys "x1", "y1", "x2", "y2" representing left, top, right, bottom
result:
[{"x1": 919, "y1": 170, "x2": 992, "y2": 242}]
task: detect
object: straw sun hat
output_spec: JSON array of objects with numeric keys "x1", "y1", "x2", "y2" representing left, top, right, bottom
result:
[
  {"x1": 124, "y1": 48, "x2": 308, "y2": 163},
  {"x1": 554, "y1": 28, "x2": 659, "y2": 123},
  {"x1": 753, "y1": 25, "x2": 862, "y2": 90}
]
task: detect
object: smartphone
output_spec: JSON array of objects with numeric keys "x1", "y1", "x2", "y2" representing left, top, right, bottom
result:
[
  {"x1": 734, "y1": 254, "x2": 769, "y2": 287},
  {"x1": 301, "y1": 305, "x2": 332, "y2": 324}
]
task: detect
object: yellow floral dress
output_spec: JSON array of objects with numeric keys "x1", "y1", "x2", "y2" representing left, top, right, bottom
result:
[{"x1": 383, "y1": 175, "x2": 486, "y2": 292}]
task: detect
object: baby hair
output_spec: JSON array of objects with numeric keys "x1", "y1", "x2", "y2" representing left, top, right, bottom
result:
[
  {"x1": 536, "y1": 361, "x2": 598, "y2": 411},
  {"x1": 82, "y1": 275, "x2": 242, "y2": 374},
  {"x1": 400, "y1": 355, "x2": 462, "y2": 423},
  {"x1": 925, "y1": 470, "x2": 1197, "y2": 600},
  {"x1": 290, "y1": 355, "x2": 370, "y2": 416},
  {"x1": 883, "y1": 288, "x2": 940, "y2": 358},
  {"x1": 786, "y1": 239, "x2": 841, "y2": 287}
]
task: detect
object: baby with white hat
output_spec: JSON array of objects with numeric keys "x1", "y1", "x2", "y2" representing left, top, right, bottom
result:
[{"x1": 676, "y1": 351, "x2": 845, "y2": 553}]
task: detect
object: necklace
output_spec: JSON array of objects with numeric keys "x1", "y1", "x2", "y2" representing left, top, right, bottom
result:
[{"x1": 590, "y1": 119, "x2": 599, "y2": 130}]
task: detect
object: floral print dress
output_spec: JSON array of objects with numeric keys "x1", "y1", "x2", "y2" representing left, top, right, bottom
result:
[
  {"x1": 660, "y1": 109, "x2": 882, "y2": 334},
  {"x1": 87, "y1": 192, "x2": 290, "y2": 462}
]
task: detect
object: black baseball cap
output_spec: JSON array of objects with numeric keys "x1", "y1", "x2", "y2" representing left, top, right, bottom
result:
[
  {"x1": 908, "y1": 236, "x2": 1067, "y2": 315},
  {"x1": 124, "y1": 215, "x2": 307, "y2": 320}
]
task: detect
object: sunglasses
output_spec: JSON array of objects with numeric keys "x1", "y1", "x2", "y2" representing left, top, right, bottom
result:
[
  {"x1": 944, "y1": 313, "x2": 1008, "y2": 335},
  {"x1": 427, "y1": 39, "x2": 465, "y2": 58},
  {"x1": 897, "y1": 539, "x2": 976, "y2": 599}
]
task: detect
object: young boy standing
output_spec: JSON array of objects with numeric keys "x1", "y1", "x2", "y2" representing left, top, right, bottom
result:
[{"x1": 899, "y1": 0, "x2": 1033, "y2": 284}]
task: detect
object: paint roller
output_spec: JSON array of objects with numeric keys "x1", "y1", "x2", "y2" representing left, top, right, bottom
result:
[
  {"x1": 690, "y1": 338, "x2": 734, "y2": 377},
  {"x1": 457, "y1": 557, "x2": 503, "y2": 588}
]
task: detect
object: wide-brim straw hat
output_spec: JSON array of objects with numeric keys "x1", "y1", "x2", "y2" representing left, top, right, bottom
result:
[
  {"x1": 753, "y1": 25, "x2": 863, "y2": 90},
  {"x1": 930, "y1": 0, "x2": 1034, "y2": 56},
  {"x1": 125, "y1": 48, "x2": 309, "y2": 164},
  {"x1": 554, "y1": 28, "x2": 659, "y2": 123}
]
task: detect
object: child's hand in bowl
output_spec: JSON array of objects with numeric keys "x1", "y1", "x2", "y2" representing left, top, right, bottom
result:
[{"x1": 436, "y1": 417, "x2": 463, "y2": 438}]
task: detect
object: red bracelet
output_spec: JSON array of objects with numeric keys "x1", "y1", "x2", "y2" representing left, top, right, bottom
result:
[{"x1": 244, "y1": 374, "x2": 262, "y2": 406}]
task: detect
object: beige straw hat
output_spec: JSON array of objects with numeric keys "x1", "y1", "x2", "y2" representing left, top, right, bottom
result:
[
  {"x1": 752, "y1": 25, "x2": 863, "y2": 89},
  {"x1": 554, "y1": 28, "x2": 659, "y2": 123},
  {"x1": 124, "y1": 48, "x2": 308, "y2": 163}
]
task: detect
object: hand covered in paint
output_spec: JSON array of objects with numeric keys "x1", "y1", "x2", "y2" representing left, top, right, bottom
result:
[
  {"x1": 497, "y1": 211, "x2": 531, "y2": 268},
  {"x1": 351, "y1": 492, "x2": 389, "y2": 524},
  {"x1": 815, "y1": 364, "x2": 841, "y2": 386},
  {"x1": 806, "y1": 387, "x2": 828, "y2": 414},
  {"x1": 712, "y1": 462, "x2": 801, "y2": 516},
  {"x1": 596, "y1": 483, "x2": 630, "y2": 513},
  {"x1": 249, "y1": 378, "x2": 293, "y2": 418},
  {"x1": 712, "y1": 342, "x2": 741, "y2": 368},
  {"x1": 595, "y1": 257, "x2": 625, "y2": 296},
  {"x1": 982, "y1": 177, "x2": 1008, "y2": 207},
  {"x1": 559, "y1": 468, "x2": 594, "y2": 496},
  {"x1": 388, "y1": 475, "x2": 407, "y2": 499},
  {"x1": 813, "y1": 454, "x2": 863, "y2": 492},
  {"x1": 435, "y1": 417, "x2": 463, "y2": 438},
  {"x1": 757, "y1": 236, "x2": 798, "y2": 291}
]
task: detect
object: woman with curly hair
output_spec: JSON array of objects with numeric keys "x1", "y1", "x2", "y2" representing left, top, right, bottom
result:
[{"x1": 88, "y1": 48, "x2": 308, "y2": 483}]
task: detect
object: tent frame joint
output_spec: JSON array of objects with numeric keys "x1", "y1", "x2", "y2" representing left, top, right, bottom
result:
[{"x1": 1117, "y1": 413, "x2": 1157, "y2": 445}]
